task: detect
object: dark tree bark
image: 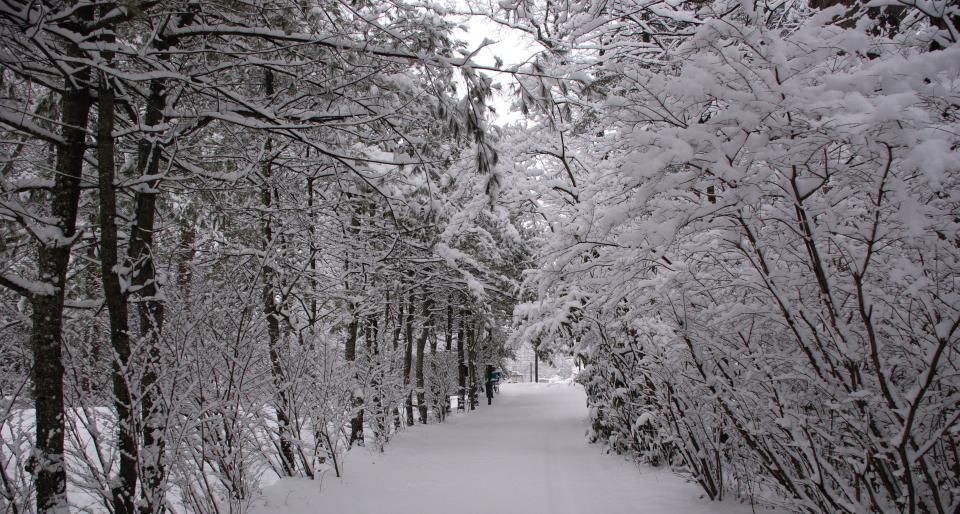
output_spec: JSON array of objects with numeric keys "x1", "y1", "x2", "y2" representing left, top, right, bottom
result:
[
  {"x1": 344, "y1": 193, "x2": 366, "y2": 447},
  {"x1": 534, "y1": 341, "x2": 540, "y2": 383},
  {"x1": 366, "y1": 315, "x2": 378, "y2": 353},
  {"x1": 306, "y1": 175, "x2": 318, "y2": 328},
  {"x1": 96, "y1": 30, "x2": 138, "y2": 512},
  {"x1": 392, "y1": 297, "x2": 404, "y2": 429},
  {"x1": 127, "y1": 10, "x2": 199, "y2": 506},
  {"x1": 437, "y1": 300, "x2": 453, "y2": 418},
  {"x1": 416, "y1": 294, "x2": 433, "y2": 424},
  {"x1": 468, "y1": 322, "x2": 477, "y2": 410},
  {"x1": 445, "y1": 301, "x2": 453, "y2": 352},
  {"x1": 260, "y1": 68, "x2": 297, "y2": 474},
  {"x1": 345, "y1": 306, "x2": 362, "y2": 446},
  {"x1": 427, "y1": 297, "x2": 440, "y2": 421},
  {"x1": 392, "y1": 296, "x2": 403, "y2": 352},
  {"x1": 128, "y1": 68, "x2": 171, "y2": 514},
  {"x1": 30, "y1": 7, "x2": 94, "y2": 511},
  {"x1": 403, "y1": 292, "x2": 415, "y2": 426},
  {"x1": 457, "y1": 307, "x2": 466, "y2": 410},
  {"x1": 368, "y1": 310, "x2": 386, "y2": 444}
]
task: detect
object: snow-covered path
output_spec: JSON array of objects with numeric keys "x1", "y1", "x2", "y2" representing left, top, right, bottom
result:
[{"x1": 252, "y1": 383, "x2": 760, "y2": 514}]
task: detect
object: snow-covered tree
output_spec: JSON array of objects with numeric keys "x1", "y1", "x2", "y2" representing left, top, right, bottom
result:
[
  {"x1": 512, "y1": 0, "x2": 959, "y2": 511},
  {"x1": 1, "y1": 0, "x2": 524, "y2": 512}
]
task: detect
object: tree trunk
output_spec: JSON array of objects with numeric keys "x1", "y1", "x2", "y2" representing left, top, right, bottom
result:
[
  {"x1": 439, "y1": 301, "x2": 453, "y2": 418},
  {"x1": 130, "y1": 73, "x2": 168, "y2": 514},
  {"x1": 416, "y1": 294, "x2": 432, "y2": 424},
  {"x1": 392, "y1": 297, "x2": 403, "y2": 352},
  {"x1": 260, "y1": 69, "x2": 297, "y2": 474},
  {"x1": 392, "y1": 297, "x2": 403, "y2": 429},
  {"x1": 365, "y1": 316, "x2": 377, "y2": 359},
  {"x1": 96, "y1": 43, "x2": 138, "y2": 513},
  {"x1": 128, "y1": 8, "x2": 199, "y2": 505},
  {"x1": 368, "y1": 311, "x2": 385, "y2": 445},
  {"x1": 445, "y1": 301, "x2": 453, "y2": 351},
  {"x1": 306, "y1": 176, "x2": 318, "y2": 328},
  {"x1": 534, "y1": 342, "x2": 539, "y2": 383},
  {"x1": 456, "y1": 308, "x2": 466, "y2": 410},
  {"x1": 345, "y1": 308, "x2": 362, "y2": 446},
  {"x1": 403, "y1": 292, "x2": 415, "y2": 426},
  {"x1": 30, "y1": 8, "x2": 94, "y2": 511},
  {"x1": 468, "y1": 322, "x2": 477, "y2": 410},
  {"x1": 344, "y1": 196, "x2": 365, "y2": 446}
]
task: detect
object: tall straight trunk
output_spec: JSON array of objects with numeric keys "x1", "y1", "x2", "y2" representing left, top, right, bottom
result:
[
  {"x1": 456, "y1": 308, "x2": 466, "y2": 410},
  {"x1": 97, "y1": 46, "x2": 138, "y2": 513},
  {"x1": 392, "y1": 297, "x2": 403, "y2": 429},
  {"x1": 445, "y1": 302, "x2": 453, "y2": 352},
  {"x1": 130, "y1": 70, "x2": 168, "y2": 514},
  {"x1": 438, "y1": 301, "x2": 452, "y2": 419},
  {"x1": 260, "y1": 69, "x2": 297, "y2": 474},
  {"x1": 306, "y1": 176, "x2": 318, "y2": 328},
  {"x1": 345, "y1": 307, "x2": 362, "y2": 446},
  {"x1": 534, "y1": 342, "x2": 539, "y2": 383},
  {"x1": 392, "y1": 296, "x2": 403, "y2": 352},
  {"x1": 379, "y1": 300, "x2": 388, "y2": 353},
  {"x1": 428, "y1": 300, "x2": 440, "y2": 421},
  {"x1": 344, "y1": 196, "x2": 365, "y2": 446},
  {"x1": 30, "y1": 8, "x2": 94, "y2": 511},
  {"x1": 403, "y1": 292, "x2": 415, "y2": 426},
  {"x1": 129, "y1": 9, "x2": 198, "y2": 505},
  {"x1": 366, "y1": 315, "x2": 378, "y2": 352},
  {"x1": 468, "y1": 322, "x2": 477, "y2": 410},
  {"x1": 368, "y1": 312, "x2": 384, "y2": 445},
  {"x1": 416, "y1": 294, "x2": 432, "y2": 424}
]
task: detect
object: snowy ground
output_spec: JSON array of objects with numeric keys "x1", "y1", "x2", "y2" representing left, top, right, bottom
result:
[{"x1": 251, "y1": 382, "x2": 771, "y2": 514}]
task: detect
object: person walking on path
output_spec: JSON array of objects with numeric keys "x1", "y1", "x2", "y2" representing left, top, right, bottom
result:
[{"x1": 484, "y1": 365, "x2": 497, "y2": 405}]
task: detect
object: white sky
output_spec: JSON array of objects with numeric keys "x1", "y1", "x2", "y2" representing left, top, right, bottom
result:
[{"x1": 453, "y1": 14, "x2": 539, "y2": 125}]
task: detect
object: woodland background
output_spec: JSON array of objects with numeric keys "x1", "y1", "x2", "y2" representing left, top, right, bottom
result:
[{"x1": 1, "y1": 0, "x2": 957, "y2": 513}]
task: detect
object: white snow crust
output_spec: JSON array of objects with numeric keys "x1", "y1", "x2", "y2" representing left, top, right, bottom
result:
[{"x1": 250, "y1": 383, "x2": 775, "y2": 514}]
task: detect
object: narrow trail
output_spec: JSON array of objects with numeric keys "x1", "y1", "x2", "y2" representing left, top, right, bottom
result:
[{"x1": 252, "y1": 383, "x2": 761, "y2": 514}]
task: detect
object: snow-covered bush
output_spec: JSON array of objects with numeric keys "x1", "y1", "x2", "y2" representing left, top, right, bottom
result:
[{"x1": 516, "y1": 1, "x2": 960, "y2": 511}]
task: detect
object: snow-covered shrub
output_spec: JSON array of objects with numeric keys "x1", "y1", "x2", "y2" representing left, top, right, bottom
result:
[
  {"x1": 518, "y1": 2, "x2": 960, "y2": 511},
  {"x1": 426, "y1": 350, "x2": 459, "y2": 423},
  {"x1": 578, "y1": 327, "x2": 670, "y2": 466}
]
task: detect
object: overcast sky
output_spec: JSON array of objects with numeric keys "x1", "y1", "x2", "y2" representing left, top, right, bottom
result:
[{"x1": 454, "y1": 13, "x2": 538, "y2": 125}]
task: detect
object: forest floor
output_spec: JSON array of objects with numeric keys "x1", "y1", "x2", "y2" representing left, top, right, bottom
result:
[{"x1": 250, "y1": 382, "x2": 773, "y2": 514}]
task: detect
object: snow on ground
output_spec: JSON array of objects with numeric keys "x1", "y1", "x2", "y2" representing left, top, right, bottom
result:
[{"x1": 251, "y1": 382, "x2": 771, "y2": 514}]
